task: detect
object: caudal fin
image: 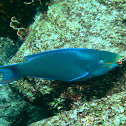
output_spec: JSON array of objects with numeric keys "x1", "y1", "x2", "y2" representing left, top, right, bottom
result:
[{"x1": 0, "y1": 65, "x2": 19, "y2": 84}]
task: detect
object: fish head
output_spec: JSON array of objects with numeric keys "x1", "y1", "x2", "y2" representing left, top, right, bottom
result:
[
  {"x1": 98, "y1": 52, "x2": 121, "y2": 68},
  {"x1": 90, "y1": 51, "x2": 122, "y2": 76}
]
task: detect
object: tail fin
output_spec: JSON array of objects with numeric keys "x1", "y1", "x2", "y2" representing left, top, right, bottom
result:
[{"x1": 0, "y1": 64, "x2": 19, "y2": 84}]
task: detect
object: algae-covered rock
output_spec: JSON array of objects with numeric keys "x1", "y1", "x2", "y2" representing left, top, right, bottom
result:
[
  {"x1": 5, "y1": 0, "x2": 126, "y2": 125},
  {"x1": 0, "y1": 37, "x2": 16, "y2": 65},
  {"x1": 29, "y1": 91, "x2": 126, "y2": 126},
  {"x1": 97, "y1": 0, "x2": 126, "y2": 10},
  {"x1": 0, "y1": 82, "x2": 28, "y2": 126}
]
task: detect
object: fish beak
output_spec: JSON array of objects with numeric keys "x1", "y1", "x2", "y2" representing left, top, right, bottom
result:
[
  {"x1": 116, "y1": 57, "x2": 122, "y2": 65},
  {"x1": 104, "y1": 56, "x2": 122, "y2": 69}
]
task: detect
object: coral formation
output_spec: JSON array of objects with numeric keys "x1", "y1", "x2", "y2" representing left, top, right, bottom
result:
[
  {"x1": 0, "y1": 0, "x2": 50, "y2": 40},
  {"x1": 10, "y1": 16, "x2": 27, "y2": 40}
]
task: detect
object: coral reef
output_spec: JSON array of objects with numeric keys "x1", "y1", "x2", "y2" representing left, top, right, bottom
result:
[
  {"x1": 0, "y1": 0, "x2": 50, "y2": 40},
  {"x1": 1, "y1": 0, "x2": 125, "y2": 125}
]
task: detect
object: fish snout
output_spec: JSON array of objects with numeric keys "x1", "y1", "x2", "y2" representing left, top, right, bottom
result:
[{"x1": 116, "y1": 57, "x2": 123, "y2": 65}]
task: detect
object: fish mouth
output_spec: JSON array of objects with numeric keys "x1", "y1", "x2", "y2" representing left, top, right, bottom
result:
[
  {"x1": 113, "y1": 55, "x2": 122, "y2": 65},
  {"x1": 104, "y1": 56, "x2": 122, "y2": 69},
  {"x1": 105, "y1": 63, "x2": 118, "y2": 69},
  {"x1": 115, "y1": 57, "x2": 122, "y2": 65}
]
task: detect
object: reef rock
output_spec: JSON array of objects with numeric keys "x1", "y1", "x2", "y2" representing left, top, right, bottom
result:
[{"x1": 6, "y1": 0, "x2": 126, "y2": 125}]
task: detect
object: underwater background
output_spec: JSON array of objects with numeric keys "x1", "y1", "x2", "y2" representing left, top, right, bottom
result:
[{"x1": 0, "y1": 0, "x2": 126, "y2": 125}]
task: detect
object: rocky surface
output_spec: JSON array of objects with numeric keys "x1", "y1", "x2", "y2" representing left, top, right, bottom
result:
[
  {"x1": 1, "y1": 0, "x2": 125, "y2": 125},
  {"x1": 0, "y1": 37, "x2": 16, "y2": 65},
  {"x1": 0, "y1": 84, "x2": 28, "y2": 126},
  {"x1": 30, "y1": 91, "x2": 126, "y2": 126}
]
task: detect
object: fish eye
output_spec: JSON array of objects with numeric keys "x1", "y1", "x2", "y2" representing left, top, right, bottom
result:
[
  {"x1": 99, "y1": 60, "x2": 104, "y2": 64},
  {"x1": 0, "y1": 72, "x2": 3, "y2": 82}
]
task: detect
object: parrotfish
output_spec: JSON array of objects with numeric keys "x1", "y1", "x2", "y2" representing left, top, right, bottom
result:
[{"x1": 0, "y1": 48, "x2": 121, "y2": 84}]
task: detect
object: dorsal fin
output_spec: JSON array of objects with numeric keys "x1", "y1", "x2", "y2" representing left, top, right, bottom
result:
[
  {"x1": 23, "y1": 48, "x2": 89, "y2": 62},
  {"x1": 23, "y1": 53, "x2": 43, "y2": 61}
]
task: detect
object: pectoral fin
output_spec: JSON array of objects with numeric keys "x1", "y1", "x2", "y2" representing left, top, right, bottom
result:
[{"x1": 68, "y1": 72, "x2": 89, "y2": 82}]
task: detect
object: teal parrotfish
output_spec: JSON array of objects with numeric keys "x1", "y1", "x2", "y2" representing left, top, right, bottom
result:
[{"x1": 0, "y1": 48, "x2": 121, "y2": 84}]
